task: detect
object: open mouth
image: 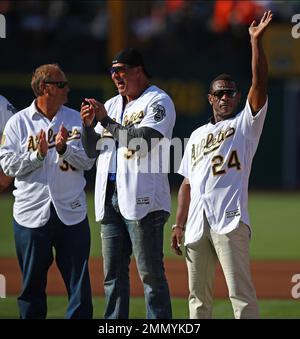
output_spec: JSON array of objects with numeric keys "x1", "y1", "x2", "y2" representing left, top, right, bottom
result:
[{"x1": 116, "y1": 80, "x2": 125, "y2": 89}]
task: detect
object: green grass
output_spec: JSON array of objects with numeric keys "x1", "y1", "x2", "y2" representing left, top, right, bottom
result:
[
  {"x1": 1, "y1": 191, "x2": 300, "y2": 259},
  {"x1": 2, "y1": 192, "x2": 299, "y2": 320},
  {"x1": 0, "y1": 194, "x2": 14, "y2": 256},
  {"x1": 1, "y1": 296, "x2": 299, "y2": 319},
  {"x1": 247, "y1": 192, "x2": 300, "y2": 259}
]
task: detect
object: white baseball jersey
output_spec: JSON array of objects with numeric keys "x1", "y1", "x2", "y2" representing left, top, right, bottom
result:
[
  {"x1": 0, "y1": 100, "x2": 95, "y2": 228},
  {"x1": 94, "y1": 85, "x2": 176, "y2": 221},
  {"x1": 178, "y1": 98, "x2": 268, "y2": 246},
  {"x1": 0, "y1": 94, "x2": 16, "y2": 142}
]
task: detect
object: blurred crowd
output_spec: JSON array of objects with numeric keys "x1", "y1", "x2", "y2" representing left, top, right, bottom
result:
[
  {"x1": 1, "y1": 0, "x2": 300, "y2": 72},
  {"x1": 2, "y1": 0, "x2": 299, "y2": 39}
]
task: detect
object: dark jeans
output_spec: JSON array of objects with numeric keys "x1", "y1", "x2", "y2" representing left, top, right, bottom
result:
[
  {"x1": 101, "y1": 182, "x2": 172, "y2": 319},
  {"x1": 13, "y1": 204, "x2": 93, "y2": 319}
]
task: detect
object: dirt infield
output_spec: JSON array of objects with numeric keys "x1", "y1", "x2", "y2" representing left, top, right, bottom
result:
[{"x1": 1, "y1": 258, "x2": 299, "y2": 299}]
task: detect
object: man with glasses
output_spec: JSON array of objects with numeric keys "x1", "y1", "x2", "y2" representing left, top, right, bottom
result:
[
  {"x1": 171, "y1": 11, "x2": 272, "y2": 318},
  {"x1": 0, "y1": 94, "x2": 17, "y2": 192},
  {"x1": 0, "y1": 63, "x2": 94, "y2": 318},
  {"x1": 80, "y1": 47, "x2": 175, "y2": 319}
]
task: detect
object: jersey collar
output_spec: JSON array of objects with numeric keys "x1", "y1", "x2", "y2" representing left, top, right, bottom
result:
[
  {"x1": 29, "y1": 100, "x2": 63, "y2": 120},
  {"x1": 208, "y1": 111, "x2": 239, "y2": 125},
  {"x1": 29, "y1": 100, "x2": 42, "y2": 118}
]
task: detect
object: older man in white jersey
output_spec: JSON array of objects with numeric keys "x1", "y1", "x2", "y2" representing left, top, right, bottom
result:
[
  {"x1": 171, "y1": 11, "x2": 272, "y2": 319},
  {"x1": 0, "y1": 64, "x2": 94, "y2": 319},
  {"x1": 81, "y1": 48, "x2": 175, "y2": 319}
]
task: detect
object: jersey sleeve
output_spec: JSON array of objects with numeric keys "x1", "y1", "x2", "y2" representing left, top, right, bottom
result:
[
  {"x1": 94, "y1": 121, "x2": 104, "y2": 135},
  {"x1": 138, "y1": 95, "x2": 176, "y2": 139},
  {"x1": 0, "y1": 116, "x2": 43, "y2": 176},
  {"x1": 240, "y1": 97, "x2": 268, "y2": 140},
  {"x1": 0, "y1": 97, "x2": 16, "y2": 136},
  {"x1": 178, "y1": 137, "x2": 192, "y2": 180},
  {"x1": 95, "y1": 100, "x2": 111, "y2": 135}
]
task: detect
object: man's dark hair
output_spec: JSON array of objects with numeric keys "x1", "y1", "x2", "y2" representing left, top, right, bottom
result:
[{"x1": 209, "y1": 73, "x2": 239, "y2": 93}]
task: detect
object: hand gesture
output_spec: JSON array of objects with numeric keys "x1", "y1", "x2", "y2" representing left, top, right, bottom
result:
[
  {"x1": 80, "y1": 100, "x2": 95, "y2": 127},
  {"x1": 37, "y1": 129, "x2": 48, "y2": 157},
  {"x1": 171, "y1": 227, "x2": 184, "y2": 256},
  {"x1": 87, "y1": 98, "x2": 108, "y2": 122},
  {"x1": 55, "y1": 124, "x2": 68, "y2": 154},
  {"x1": 249, "y1": 10, "x2": 273, "y2": 40}
]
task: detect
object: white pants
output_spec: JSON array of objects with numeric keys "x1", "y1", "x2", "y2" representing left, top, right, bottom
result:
[{"x1": 185, "y1": 213, "x2": 259, "y2": 319}]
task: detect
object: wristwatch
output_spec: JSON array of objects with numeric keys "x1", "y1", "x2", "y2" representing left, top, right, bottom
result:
[{"x1": 172, "y1": 224, "x2": 185, "y2": 231}]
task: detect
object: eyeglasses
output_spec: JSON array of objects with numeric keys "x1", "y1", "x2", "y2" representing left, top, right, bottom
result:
[
  {"x1": 212, "y1": 90, "x2": 238, "y2": 99},
  {"x1": 109, "y1": 65, "x2": 133, "y2": 75},
  {"x1": 44, "y1": 81, "x2": 69, "y2": 89}
]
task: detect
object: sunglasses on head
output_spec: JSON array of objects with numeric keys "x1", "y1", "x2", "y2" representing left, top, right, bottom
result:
[
  {"x1": 212, "y1": 89, "x2": 238, "y2": 99},
  {"x1": 109, "y1": 65, "x2": 133, "y2": 75},
  {"x1": 44, "y1": 81, "x2": 69, "y2": 89}
]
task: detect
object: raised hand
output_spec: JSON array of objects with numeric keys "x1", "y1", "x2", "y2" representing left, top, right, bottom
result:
[
  {"x1": 55, "y1": 124, "x2": 68, "y2": 154},
  {"x1": 37, "y1": 129, "x2": 48, "y2": 157},
  {"x1": 80, "y1": 99, "x2": 95, "y2": 127},
  {"x1": 249, "y1": 10, "x2": 273, "y2": 40},
  {"x1": 85, "y1": 98, "x2": 108, "y2": 122}
]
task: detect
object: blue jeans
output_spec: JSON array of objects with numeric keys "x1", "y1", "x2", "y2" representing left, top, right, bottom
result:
[
  {"x1": 13, "y1": 204, "x2": 93, "y2": 319},
  {"x1": 101, "y1": 183, "x2": 172, "y2": 319}
]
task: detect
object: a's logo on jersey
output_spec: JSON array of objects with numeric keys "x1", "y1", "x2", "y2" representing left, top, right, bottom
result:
[
  {"x1": 27, "y1": 127, "x2": 81, "y2": 151},
  {"x1": 124, "y1": 111, "x2": 144, "y2": 126},
  {"x1": 191, "y1": 127, "x2": 235, "y2": 169},
  {"x1": 151, "y1": 103, "x2": 166, "y2": 122}
]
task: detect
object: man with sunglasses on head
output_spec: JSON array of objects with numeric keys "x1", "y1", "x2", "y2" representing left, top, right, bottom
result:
[
  {"x1": 171, "y1": 11, "x2": 273, "y2": 319},
  {"x1": 80, "y1": 47, "x2": 175, "y2": 319},
  {"x1": 0, "y1": 64, "x2": 94, "y2": 318}
]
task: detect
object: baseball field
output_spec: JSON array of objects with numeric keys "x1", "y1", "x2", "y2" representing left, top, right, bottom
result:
[{"x1": 0, "y1": 190, "x2": 300, "y2": 318}]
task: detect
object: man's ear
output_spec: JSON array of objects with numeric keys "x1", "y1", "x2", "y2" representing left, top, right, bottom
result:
[
  {"x1": 40, "y1": 82, "x2": 47, "y2": 95},
  {"x1": 208, "y1": 94, "x2": 213, "y2": 106}
]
